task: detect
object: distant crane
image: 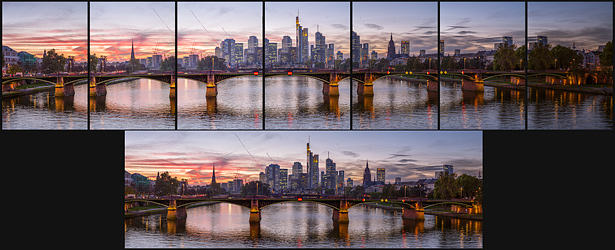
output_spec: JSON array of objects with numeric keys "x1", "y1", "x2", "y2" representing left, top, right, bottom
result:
[{"x1": 154, "y1": 42, "x2": 160, "y2": 55}]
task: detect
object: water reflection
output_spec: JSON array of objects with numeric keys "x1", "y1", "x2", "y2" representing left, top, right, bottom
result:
[
  {"x1": 265, "y1": 76, "x2": 350, "y2": 129},
  {"x1": 125, "y1": 202, "x2": 482, "y2": 248},
  {"x1": 352, "y1": 78, "x2": 437, "y2": 129},
  {"x1": 440, "y1": 82, "x2": 525, "y2": 129},
  {"x1": 2, "y1": 84, "x2": 87, "y2": 129},
  {"x1": 178, "y1": 77, "x2": 262, "y2": 129},
  {"x1": 88, "y1": 79, "x2": 175, "y2": 129},
  {"x1": 528, "y1": 87, "x2": 613, "y2": 129}
]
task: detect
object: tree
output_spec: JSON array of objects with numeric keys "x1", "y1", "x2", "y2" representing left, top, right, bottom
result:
[
  {"x1": 493, "y1": 43, "x2": 517, "y2": 71},
  {"x1": 550, "y1": 45, "x2": 581, "y2": 71},
  {"x1": 433, "y1": 172, "x2": 457, "y2": 199},
  {"x1": 89, "y1": 54, "x2": 99, "y2": 73},
  {"x1": 127, "y1": 57, "x2": 141, "y2": 74},
  {"x1": 197, "y1": 56, "x2": 227, "y2": 71},
  {"x1": 514, "y1": 45, "x2": 527, "y2": 70},
  {"x1": 160, "y1": 56, "x2": 176, "y2": 72},
  {"x1": 7, "y1": 64, "x2": 23, "y2": 74},
  {"x1": 41, "y1": 49, "x2": 66, "y2": 74},
  {"x1": 154, "y1": 171, "x2": 179, "y2": 196},
  {"x1": 350, "y1": 185, "x2": 365, "y2": 198},
  {"x1": 455, "y1": 174, "x2": 481, "y2": 199},
  {"x1": 599, "y1": 41, "x2": 613, "y2": 68},
  {"x1": 241, "y1": 181, "x2": 271, "y2": 196},
  {"x1": 528, "y1": 43, "x2": 551, "y2": 71},
  {"x1": 382, "y1": 184, "x2": 397, "y2": 198}
]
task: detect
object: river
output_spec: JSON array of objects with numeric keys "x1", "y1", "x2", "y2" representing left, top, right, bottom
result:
[{"x1": 124, "y1": 202, "x2": 483, "y2": 248}]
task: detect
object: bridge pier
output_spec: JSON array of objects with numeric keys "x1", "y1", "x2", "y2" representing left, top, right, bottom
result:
[
  {"x1": 167, "y1": 200, "x2": 187, "y2": 220},
  {"x1": 426, "y1": 80, "x2": 438, "y2": 92},
  {"x1": 401, "y1": 202, "x2": 424, "y2": 220},
  {"x1": 169, "y1": 75, "x2": 176, "y2": 98},
  {"x1": 461, "y1": 80, "x2": 484, "y2": 92},
  {"x1": 54, "y1": 77, "x2": 75, "y2": 97},
  {"x1": 332, "y1": 200, "x2": 349, "y2": 223},
  {"x1": 328, "y1": 73, "x2": 340, "y2": 96},
  {"x1": 206, "y1": 74, "x2": 218, "y2": 97},
  {"x1": 89, "y1": 77, "x2": 107, "y2": 96},
  {"x1": 249, "y1": 199, "x2": 261, "y2": 223}
]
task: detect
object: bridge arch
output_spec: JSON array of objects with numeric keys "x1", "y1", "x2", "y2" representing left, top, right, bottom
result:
[
  {"x1": 264, "y1": 74, "x2": 334, "y2": 84},
  {"x1": 259, "y1": 199, "x2": 341, "y2": 210},
  {"x1": 179, "y1": 74, "x2": 262, "y2": 86},
  {"x1": 124, "y1": 199, "x2": 170, "y2": 208},
  {"x1": 422, "y1": 201, "x2": 473, "y2": 210},
  {"x1": 95, "y1": 75, "x2": 172, "y2": 86}
]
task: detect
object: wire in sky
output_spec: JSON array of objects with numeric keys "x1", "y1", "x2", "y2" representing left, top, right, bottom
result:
[{"x1": 152, "y1": 8, "x2": 173, "y2": 34}]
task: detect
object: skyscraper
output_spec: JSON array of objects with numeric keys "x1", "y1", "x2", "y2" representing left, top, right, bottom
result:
[
  {"x1": 306, "y1": 138, "x2": 319, "y2": 189},
  {"x1": 296, "y1": 10, "x2": 309, "y2": 63},
  {"x1": 401, "y1": 41, "x2": 410, "y2": 56},
  {"x1": 377, "y1": 168, "x2": 385, "y2": 183},
  {"x1": 351, "y1": 31, "x2": 361, "y2": 62},
  {"x1": 315, "y1": 28, "x2": 326, "y2": 62},
  {"x1": 362, "y1": 160, "x2": 372, "y2": 187},
  {"x1": 439, "y1": 40, "x2": 445, "y2": 55}
]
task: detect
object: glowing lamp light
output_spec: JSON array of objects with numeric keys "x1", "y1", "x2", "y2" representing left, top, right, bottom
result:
[
  {"x1": 402, "y1": 199, "x2": 405, "y2": 202},
  {"x1": 298, "y1": 197, "x2": 302, "y2": 201},
  {"x1": 405, "y1": 71, "x2": 408, "y2": 74},
  {"x1": 381, "y1": 199, "x2": 384, "y2": 202},
  {"x1": 387, "y1": 71, "x2": 390, "y2": 74},
  {"x1": 254, "y1": 72, "x2": 259, "y2": 75},
  {"x1": 440, "y1": 71, "x2": 443, "y2": 74},
  {"x1": 427, "y1": 72, "x2": 430, "y2": 75},
  {"x1": 444, "y1": 71, "x2": 447, "y2": 74},
  {"x1": 288, "y1": 71, "x2": 292, "y2": 75},
  {"x1": 462, "y1": 71, "x2": 465, "y2": 74},
  {"x1": 362, "y1": 198, "x2": 365, "y2": 202},
  {"x1": 385, "y1": 199, "x2": 388, "y2": 202}
]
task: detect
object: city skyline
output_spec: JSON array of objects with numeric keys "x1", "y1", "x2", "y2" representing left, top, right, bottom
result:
[
  {"x1": 4, "y1": 2, "x2": 611, "y2": 63},
  {"x1": 125, "y1": 131, "x2": 483, "y2": 186},
  {"x1": 353, "y1": 2, "x2": 438, "y2": 56}
]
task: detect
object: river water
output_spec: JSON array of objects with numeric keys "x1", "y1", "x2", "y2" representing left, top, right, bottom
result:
[
  {"x1": 440, "y1": 82, "x2": 526, "y2": 129},
  {"x1": 3, "y1": 77, "x2": 611, "y2": 129},
  {"x1": 2, "y1": 84, "x2": 88, "y2": 129},
  {"x1": 124, "y1": 202, "x2": 483, "y2": 248},
  {"x1": 265, "y1": 76, "x2": 351, "y2": 129},
  {"x1": 178, "y1": 77, "x2": 262, "y2": 129},
  {"x1": 352, "y1": 78, "x2": 437, "y2": 129}
]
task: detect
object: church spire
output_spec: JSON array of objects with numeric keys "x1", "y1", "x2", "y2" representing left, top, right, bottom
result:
[
  {"x1": 211, "y1": 163, "x2": 216, "y2": 184},
  {"x1": 130, "y1": 39, "x2": 135, "y2": 61}
]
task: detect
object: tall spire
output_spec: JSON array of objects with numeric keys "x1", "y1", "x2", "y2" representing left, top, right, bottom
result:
[
  {"x1": 211, "y1": 163, "x2": 216, "y2": 184},
  {"x1": 130, "y1": 39, "x2": 135, "y2": 61}
]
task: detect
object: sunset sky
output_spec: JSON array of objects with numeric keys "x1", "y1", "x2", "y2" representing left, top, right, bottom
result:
[
  {"x1": 2, "y1": 2, "x2": 87, "y2": 61},
  {"x1": 178, "y1": 2, "x2": 261, "y2": 59},
  {"x1": 3, "y1": 2, "x2": 610, "y2": 63},
  {"x1": 90, "y1": 2, "x2": 175, "y2": 62},
  {"x1": 125, "y1": 131, "x2": 483, "y2": 186}
]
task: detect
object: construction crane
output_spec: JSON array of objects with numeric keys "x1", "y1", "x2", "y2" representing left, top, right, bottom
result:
[
  {"x1": 190, "y1": 42, "x2": 196, "y2": 55},
  {"x1": 154, "y1": 42, "x2": 160, "y2": 55}
]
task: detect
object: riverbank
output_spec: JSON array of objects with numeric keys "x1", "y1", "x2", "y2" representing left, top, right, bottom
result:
[
  {"x1": 124, "y1": 201, "x2": 220, "y2": 219},
  {"x1": 395, "y1": 75, "x2": 612, "y2": 95},
  {"x1": 360, "y1": 203, "x2": 482, "y2": 221}
]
